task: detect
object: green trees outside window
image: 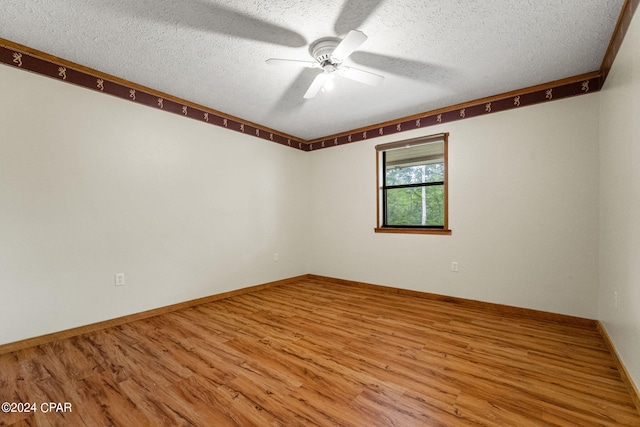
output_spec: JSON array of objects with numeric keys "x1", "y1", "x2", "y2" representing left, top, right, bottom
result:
[{"x1": 385, "y1": 163, "x2": 445, "y2": 226}]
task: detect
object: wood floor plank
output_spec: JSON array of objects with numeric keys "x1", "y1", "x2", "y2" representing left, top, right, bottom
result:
[{"x1": 1, "y1": 278, "x2": 639, "y2": 426}]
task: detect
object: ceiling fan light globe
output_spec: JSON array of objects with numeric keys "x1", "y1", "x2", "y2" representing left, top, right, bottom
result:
[{"x1": 323, "y1": 77, "x2": 335, "y2": 91}]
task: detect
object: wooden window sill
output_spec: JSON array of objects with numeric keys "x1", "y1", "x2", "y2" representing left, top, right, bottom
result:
[{"x1": 374, "y1": 227, "x2": 452, "y2": 235}]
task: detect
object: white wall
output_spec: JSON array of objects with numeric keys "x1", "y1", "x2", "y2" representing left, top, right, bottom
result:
[
  {"x1": 599, "y1": 10, "x2": 640, "y2": 391},
  {"x1": 0, "y1": 64, "x2": 309, "y2": 345},
  {"x1": 307, "y1": 95, "x2": 601, "y2": 319}
]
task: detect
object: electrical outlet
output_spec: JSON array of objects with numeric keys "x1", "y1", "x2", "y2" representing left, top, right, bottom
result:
[
  {"x1": 274, "y1": 253, "x2": 279, "y2": 262},
  {"x1": 451, "y1": 262, "x2": 459, "y2": 273},
  {"x1": 115, "y1": 273, "x2": 125, "y2": 287}
]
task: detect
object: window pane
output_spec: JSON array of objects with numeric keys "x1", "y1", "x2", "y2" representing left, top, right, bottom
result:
[
  {"x1": 385, "y1": 185, "x2": 444, "y2": 226},
  {"x1": 386, "y1": 162, "x2": 444, "y2": 185}
]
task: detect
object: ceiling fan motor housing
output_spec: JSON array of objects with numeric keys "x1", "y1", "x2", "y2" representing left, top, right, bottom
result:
[
  {"x1": 266, "y1": 30, "x2": 383, "y2": 99},
  {"x1": 310, "y1": 38, "x2": 341, "y2": 70}
]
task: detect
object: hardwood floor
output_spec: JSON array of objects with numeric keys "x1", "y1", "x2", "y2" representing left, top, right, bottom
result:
[{"x1": 1, "y1": 277, "x2": 638, "y2": 426}]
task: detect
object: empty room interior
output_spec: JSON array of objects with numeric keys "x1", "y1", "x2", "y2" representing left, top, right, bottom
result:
[{"x1": 1, "y1": 1, "x2": 639, "y2": 425}]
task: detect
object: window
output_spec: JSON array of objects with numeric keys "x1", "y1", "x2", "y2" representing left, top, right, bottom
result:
[{"x1": 375, "y1": 132, "x2": 451, "y2": 235}]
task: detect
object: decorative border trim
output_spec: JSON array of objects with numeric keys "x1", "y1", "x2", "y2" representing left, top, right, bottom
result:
[
  {"x1": 0, "y1": 275, "x2": 309, "y2": 355},
  {"x1": 600, "y1": 0, "x2": 640, "y2": 84},
  {"x1": 0, "y1": 38, "x2": 307, "y2": 151},
  {"x1": 306, "y1": 73, "x2": 601, "y2": 150},
  {"x1": 307, "y1": 0, "x2": 639, "y2": 151},
  {"x1": 1, "y1": 0, "x2": 637, "y2": 153}
]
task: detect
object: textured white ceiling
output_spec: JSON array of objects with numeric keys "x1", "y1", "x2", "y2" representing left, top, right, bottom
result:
[{"x1": 0, "y1": 0, "x2": 625, "y2": 140}]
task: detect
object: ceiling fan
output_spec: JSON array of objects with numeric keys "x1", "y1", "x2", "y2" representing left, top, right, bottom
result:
[{"x1": 266, "y1": 30, "x2": 385, "y2": 99}]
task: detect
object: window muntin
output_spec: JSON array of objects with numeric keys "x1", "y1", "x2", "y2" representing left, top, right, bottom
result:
[{"x1": 376, "y1": 133, "x2": 450, "y2": 234}]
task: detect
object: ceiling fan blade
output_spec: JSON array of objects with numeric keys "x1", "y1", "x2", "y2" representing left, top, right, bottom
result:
[
  {"x1": 340, "y1": 66, "x2": 384, "y2": 86},
  {"x1": 334, "y1": 0, "x2": 385, "y2": 35},
  {"x1": 331, "y1": 30, "x2": 368, "y2": 62},
  {"x1": 304, "y1": 73, "x2": 329, "y2": 99},
  {"x1": 266, "y1": 58, "x2": 317, "y2": 68},
  {"x1": 116, "y1": 1, "x2": 306, "y2": 48},
  {"x1": 349, "y1": 51, "x2": 454, "y2": 82}
]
